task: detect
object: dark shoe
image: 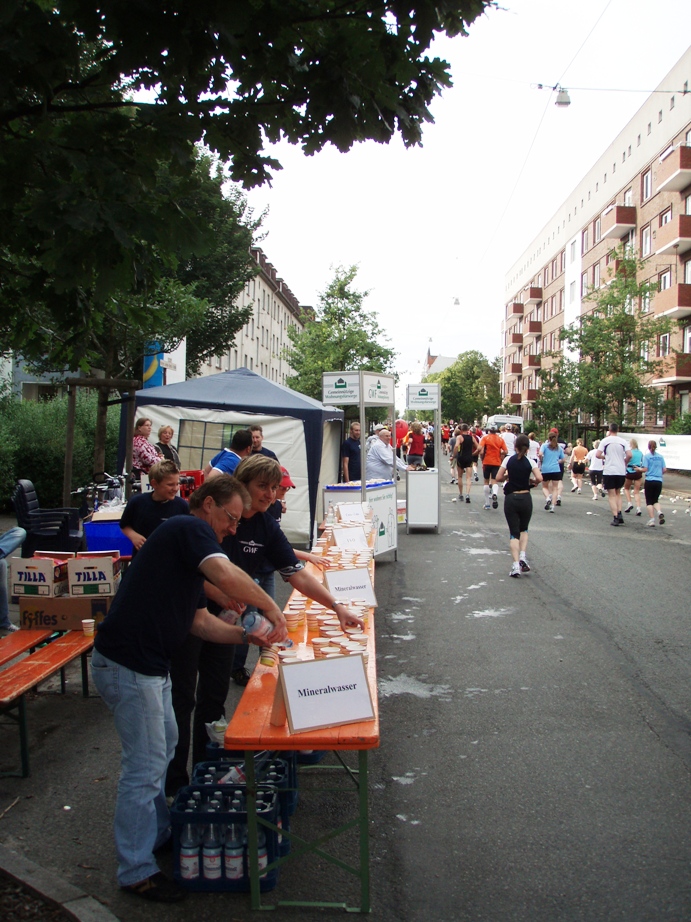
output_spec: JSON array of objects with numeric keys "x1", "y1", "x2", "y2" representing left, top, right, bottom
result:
[
  {"x1": 617, "y1": 512, "x2": 624, "y2": 523},
  {"x1": 611, "y1": 517, "x2": 620, "y2": 526},
  {"x1": 465, "y1": 496, "x2": 471, "y2": 504},
  {"x1": 123, "y1": 872, "x2": 186, "y2": 903},
  {"x1": 659, "y1": 513, "x2": 665, "y2": 525},
  {"x1": 555, "y1": 498, "x2": 561, "y2": 507},
  {"x1": 232, "y1": 667, "x2": 251, "y2": 686},
  {"x1": 519, "y1": 557, "x2": 531, "y2": 572},
  {"x1": 492, "y1": 495, "x2": 498, "y2": 509}
]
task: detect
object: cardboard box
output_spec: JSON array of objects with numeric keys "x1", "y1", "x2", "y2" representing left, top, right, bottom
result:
[
  {"x1": 68, "y1": 556, "x2": 121, "y2": 597},
  {"x1": 33, "y1": 551, "x2": 76, "y2": 561},
  {"x1": 19, "y1": 596, "x2": 112, "y2": 631},
  {"x1": 10, "y1": 557, "x2": 69, "y2": 598}
]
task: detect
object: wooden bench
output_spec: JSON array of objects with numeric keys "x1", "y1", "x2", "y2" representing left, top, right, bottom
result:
[
  {"x1": 0, "y1": 629, "x2": 55, "y2": 669},
  {"x1": 0, "y1": 631, "x2": 94, "y2": 777}
]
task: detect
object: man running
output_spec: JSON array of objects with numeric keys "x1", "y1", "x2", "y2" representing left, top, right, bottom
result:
[
  {"x1": 478, "y1": 425, "x2": 508, "y2": 509},
  {"x1": 596, "y1": 423, "x2": 631, "y2": 526}
]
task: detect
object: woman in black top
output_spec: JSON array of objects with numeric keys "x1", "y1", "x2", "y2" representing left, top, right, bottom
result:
[
  {"x1": 452, "y1": 423, "x2": 479, "y2": 504},
  {"x1": 155, "y1": 425, "x2": 181, "y2": 466},
  {"x1": 496, "y1": 434, "x2": 542, "y2": 578}
]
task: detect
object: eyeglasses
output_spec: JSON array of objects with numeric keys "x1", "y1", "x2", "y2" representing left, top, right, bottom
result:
[{"x1": 215, "y1": 503, "x2": 241, "y2": 526}]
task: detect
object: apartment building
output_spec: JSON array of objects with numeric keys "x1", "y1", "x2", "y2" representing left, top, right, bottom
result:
[
  {"x1": 198, "y1": 246, "x2": 311, "y2": 384},
  {"x1": 501, "y1": 48, "x2": 691, "y2": 429}
]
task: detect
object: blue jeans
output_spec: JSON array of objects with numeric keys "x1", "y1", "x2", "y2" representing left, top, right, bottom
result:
[
  {"x1": 91, "y1": 649, "x2": 178, "y2": 886},
  {"x1": 0, "y1": 528, "x2": 26, "y2": 628}
]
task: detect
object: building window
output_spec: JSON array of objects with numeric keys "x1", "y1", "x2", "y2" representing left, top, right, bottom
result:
[
  {"x1": 683, "y1": 326, "x2": 691, "y2": 354},
  {"x1": 624, "y1": 187, "x2": 633, "y2": 206},
  {"x1": 561, "y1": 250, "x2": 566, "y2": 273},
  {"x1": 593, "y1": 263, "x2": 600, "y2": 288},
  {"x1": 570, "y1": 281, "x2": 576, "y2": 304},
  {"x1": 647, "y1": 122, "x2": 652, "y2": 135},
  {"x1": 570, "y1": 240, "x2": 577, "y2": 263},
  {"x1": 670, "y1": 95, "x2": 675, "y2": 110},
  {"x1": 581, "y1": 229, "x2": 588, "y2": 255},
  {"x1": 581, "y1": 272, "x2": 588, "y2": 298},
  {"x1": 636, "y1": 402, "x2": 645, "y2": 426},
  {"x1": 659, "y1": 269, "x2": 672, "y2": 291},
  {"x1": 641, "y1": 224, "x2": 651, "y2": 257},
  {"x1": 641, "y1": 292, "x2": 650, "y2": 314},
  {"x1": 659, "y1": 333, "x2": 670, "y2": 357},
  {"x1": 656, "y1": 404, "x2": 665, "y2": 427},
  {"x1": 594, "y1": 217, "x2": 601, "y2": 243},
  {"x1": 660, "y1": 207, "x2": 672, "y2": 226},
  {"x1": 552, "y1": 258, "x2": 558, "y2": 278},
  {"x1": 685, "y1": 259, "x2": 691, "y2": 284},
  {"x1": 558, "y1": 289, "x2": 564, "y2": 312},
  {"x1": 658, "y1": 110, "x2": 663, "y2": 123},
  {"x1": 642, "y1": 168, "x2": 652, "y2": 201},
  {"x1": 685, "y1": 194, "x2": 691, "y2": 216}
]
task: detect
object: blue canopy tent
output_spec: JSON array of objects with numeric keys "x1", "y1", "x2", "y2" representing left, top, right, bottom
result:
[{"x1": 125, "y1": 368, "x2": 344, "y2": 545}]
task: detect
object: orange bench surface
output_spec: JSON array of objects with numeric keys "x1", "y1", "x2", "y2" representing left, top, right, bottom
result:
[
  {"x1": 0, "y1": 630, "x2": 54, "y2": 669},
  {"x1": 0, "y1": 631, "x2": 94, "y2": 706}
]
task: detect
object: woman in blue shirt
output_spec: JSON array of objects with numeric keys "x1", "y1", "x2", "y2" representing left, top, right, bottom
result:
[
  {"x1": 538, "y1": 430, "x2": 565, "y2": 512},
  {"x1": 623, "y1": 438, "x2": 644, "y2": 516},
  {"x1": 638, "y1": 441, "x2": 667, "y2": 527}
]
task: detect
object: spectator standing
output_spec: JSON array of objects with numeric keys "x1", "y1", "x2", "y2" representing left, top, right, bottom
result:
[
  {"x1": 0, "y1": 527, "x2": 26, "y2": 632},
  {"x1": 596, "y1": 423, "x2": 631, "y2": 527},
  {"x1": 367, "y1": 428, "x2": 409, "y2": 480},
  {"x1": 132, "y1": 417, "x2": 162, "y2": 478},
  {"x1": 204, "y1": 429, "x2": 253, "y2": 479},
  {"x1": 250, "y1": 425, "x2": 278, "y2": 460},
  {"x1": 155, "y1": 426, "x2": 181, "y2": 466},
  {"x1": 341, "y1": 421, "x2": 362, "y2": 482},
  {"x1": 639, "y1": 441, "x2": 667, "y2": 527},
  {"x1": 406, "y1": 421, "x2": 426, "y2": 466}
]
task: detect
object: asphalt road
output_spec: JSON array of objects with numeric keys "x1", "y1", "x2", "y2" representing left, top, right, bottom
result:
[{"x1": 1, "y1": 477, "x2": 690, "y2": 922}]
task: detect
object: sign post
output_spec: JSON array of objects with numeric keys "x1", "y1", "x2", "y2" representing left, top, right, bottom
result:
[{"x1": 405, "y1": 383, "x2": 442, "y2": 533}]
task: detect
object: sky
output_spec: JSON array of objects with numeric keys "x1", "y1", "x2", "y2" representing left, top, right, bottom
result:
[{"x1": 240, "y1": 1, "x2": 691, "y2": 408}]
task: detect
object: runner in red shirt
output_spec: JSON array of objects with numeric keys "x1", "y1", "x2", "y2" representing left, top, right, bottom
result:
[{"x1": 479, "y1": 427, "x2": 508, "y2": 509}]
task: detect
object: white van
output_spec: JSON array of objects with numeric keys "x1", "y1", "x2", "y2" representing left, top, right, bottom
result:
[{"x1": 486, "y1": 415, "x2": 524, "y2": 432}]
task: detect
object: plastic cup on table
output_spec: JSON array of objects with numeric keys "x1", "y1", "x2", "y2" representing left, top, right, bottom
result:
[{"x1": 82, "y1": 619, "x2": 95, "y2": 636}]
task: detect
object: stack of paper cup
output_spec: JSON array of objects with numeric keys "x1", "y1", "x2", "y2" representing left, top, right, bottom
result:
[
  {"x1": 259, "y1": 645, "x2": 279, "y2": 668},
  {"x1": 285, "y1": 611, "x2": 301, "y2": 632}
]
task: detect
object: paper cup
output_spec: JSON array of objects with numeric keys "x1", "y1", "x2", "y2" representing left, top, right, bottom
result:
[{"x1": 82, "y1": 619, "x2": 95, "y2": 636}]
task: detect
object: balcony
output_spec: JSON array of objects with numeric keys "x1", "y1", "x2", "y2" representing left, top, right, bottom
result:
[
  {"x1": 507, "y1": 302, "x2": 524, "y2": 317},
  {"x1": 523, "y1": 320, "x2": 542, "y2": 342},
  {"x1": 504, "y1": 332, "x2": 524, "y2": 355},
  {"x1": 505, "y1": 363, "x2": 522, "y2": 379},
  {"x1": 652, "y1": 352, "x2": 691, "y2": 386},
  {"x1": 655, "y1": 214, "x2": 691, "y2": 256},
  {"x1": 521, "y1": 388, "x2": 538, "y2": 403},
  {"x1": 523, "y1": 354, "x2": 541, "y2": 370},
  {"x1": 508, "y1": 393, "x2": 522, "y2": 405},
  {"x1": 656, "y1": 145, "x2": 691, "y2": 193},
  {"x1": 601, "y1": 205, "x2": 637, "y2": 240},
  {"x1": 653, "y1": 283, "x2": 691, "y2": 320},
  {"x1": 524, "y1": 287, "x2": 542, "y2": 306}
]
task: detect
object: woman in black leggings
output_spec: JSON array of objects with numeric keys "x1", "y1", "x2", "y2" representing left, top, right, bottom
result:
[{"x1": 496, "y1": 434, "x2": 542, "y2": 578}]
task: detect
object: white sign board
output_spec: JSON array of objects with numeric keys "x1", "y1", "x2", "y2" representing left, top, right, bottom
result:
[
  {"x1": 279, "y1": 656, "x2": 374, "y2": 733},
  {"x1": 361, "y1": 372, "x2": 395, "y2": 405},
  {"x1": 619, "y1": 432, "x2": 691, "y2": 471},
  {"x1": 331, "y1": 525, "x2": 370, "y2": 550},
  {"x1": 325, "y1": 566, "x2": 377, "y2": 607},
  {"x1": 322, "y1": 372, "x2": 360, "y2": 405},
  {"x1": 407, "y1": 383, "x2": 440, "y2": 411}
]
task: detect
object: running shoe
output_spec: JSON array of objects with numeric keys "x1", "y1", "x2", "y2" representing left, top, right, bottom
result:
[
  {"x1": 659, "y1": 513, "x2": 665, "y2": 525},
  {"x1": 577, "y1": 488, "x2": 582, "y2": 494},
  {"x1": 555, "y1": 498, "x2": 562, "y2": 507},
  {"x1": 483, "y1": 502, "x2": 491, "y2": 510},
  {"x1": 492, "y1": 495, "x2": 498, "y2": 509},
  {"x1": 452, "y1": 497, "x2": 459, "y2": 502},
  {"x1": 474, "y1": 473, "x2": 479, "y2": 482},
  {"x1": 646, "y1": 519, "x2": 655, "y2": 527},
  {"x1": 544, "y1": 500, "x2": 552, "y2": 511},
  {"x1": 519, "y1": 557, "x2": 530, "y2": 572},
  {"x1": 571, "y1": 486, "x2": 578, "y2": 493},
  {"x1": 611, "y1": 517, "x2": 621, "y2": 526},
  {"x1": 550, "y1": 506, "x2": 555, "y2": 513},
  {"x1": 635, "y1": 508, "x2": 641, "y2": 516},
  {"x1": 465, "y1": 496, "x2": 471, "y2": 504},
  {"x1": 624, "y1": 503, "x2": 634, "y2": 513},
  {"x1": 509, "y1": 562, "x2": 521, "y2": 578},
  {"x1": 617, "y1": 512, "x2": 624, "y2": 523}
]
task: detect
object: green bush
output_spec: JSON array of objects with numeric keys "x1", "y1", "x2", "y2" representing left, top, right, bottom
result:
[
  {"x1": 2, "y1": 392, "x2": 120, "y2": 511},
  {"x1": 666, "y1": 413, "x2": 691, "y2": 435}
]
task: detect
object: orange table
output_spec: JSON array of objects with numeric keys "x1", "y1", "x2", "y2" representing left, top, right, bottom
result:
[{"x1": 225, "y1": 582, "x2": 379, "y2": 912}]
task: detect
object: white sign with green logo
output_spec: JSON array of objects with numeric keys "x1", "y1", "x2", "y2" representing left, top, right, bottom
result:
[
  {"x1": 407, "y1": 383, "x2": 440, "y2": 410},
  {"x1": 361, "y1": 373, "x2": 395, "y2": 405},
  {"x1": 322, "y1": 373, "x2": 360, "y2": 405}
]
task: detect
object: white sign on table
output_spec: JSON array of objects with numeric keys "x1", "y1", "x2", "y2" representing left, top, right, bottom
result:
[
  {"x1": 325, "y1": 567, "x2": 377, "y2": 607},
  {"x1": 336, "y1": 502, "x2": 367, "y2": 522},
  {"x1": 278, "y1": 656, "x2": 375, "y2": 733},
  {"x1": 331, "y1": 525, "x2": 370, "y2": 550}
]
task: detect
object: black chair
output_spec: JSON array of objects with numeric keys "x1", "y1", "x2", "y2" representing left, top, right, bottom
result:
[{"x1": 11, "y1": 479, "x2": 84, "y2": 558}]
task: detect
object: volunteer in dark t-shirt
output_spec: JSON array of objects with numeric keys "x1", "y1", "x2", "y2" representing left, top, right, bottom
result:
[
  {"x1": 92, "y1": 477, "x2": 286, "y2": 903},
  {"x1": 118, "y1": 460, "x2": 189, "y2": 555}
]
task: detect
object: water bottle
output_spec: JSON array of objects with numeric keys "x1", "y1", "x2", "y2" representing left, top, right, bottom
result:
[
  {"x1": 326, "y1": 502, "x2": 335, "y2": 524},
  {"x1": 202, "y1": 814, "x2": 223, "y2": 879},
  {"x1": 241, "y1": 612, "x2": 274, "y2": 642},
  {"x1": 224, "y1": 822, "x2": 245, "y2": 880},
  {"x1": 179, "y1": 813, "x2": 200, "y2": 881}
]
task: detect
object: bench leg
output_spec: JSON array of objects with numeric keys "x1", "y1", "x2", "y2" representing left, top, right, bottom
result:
[
  {"x1": 19, "y1": 696, "x2": 30, "y2": 778},
  {"x1": 81, "y1": 651, "x2": 90, "y2": 698}
]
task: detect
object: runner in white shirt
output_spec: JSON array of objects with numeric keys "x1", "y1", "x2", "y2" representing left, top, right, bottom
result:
[
  {"x1": 585, "y1": 440, "x2": 605, "y2": 500},
  {"x1": 596, "y1": 423, "x2": 631, "y2": 526}
]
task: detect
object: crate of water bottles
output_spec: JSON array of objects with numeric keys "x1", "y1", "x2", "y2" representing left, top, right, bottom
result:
[
  {"x1": 202, "y1": 745, "x2": 299, "y2": 816},
  {"x1": 171, "y1": 784, "x2": 279, "y2": 892}
]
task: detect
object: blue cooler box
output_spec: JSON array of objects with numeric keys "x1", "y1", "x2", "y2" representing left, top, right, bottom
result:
[{"x1": 84, "y1": 521, "x2": 133, "y2": 556}]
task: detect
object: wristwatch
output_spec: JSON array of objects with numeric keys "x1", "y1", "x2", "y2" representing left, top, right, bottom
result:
[{"x1": 241, "y1": 626, "x2": 248, "y2": 643}]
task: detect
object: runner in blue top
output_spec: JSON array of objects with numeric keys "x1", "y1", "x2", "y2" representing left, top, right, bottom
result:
[
  {"x1": 539, "y1": 429, "x2": 565, "y2": 512},
  {"x1": 623, "y1": 438, "x2": 644, "y2": 516},
  {"x1": 638, "y1": 440, "x2": 667, "y2": 527}
]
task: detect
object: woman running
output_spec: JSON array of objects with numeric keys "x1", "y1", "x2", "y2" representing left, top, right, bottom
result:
[
  {"x1": 585, "y1": 439, "x2": 604, "y2": 500},
  {"x1": 638, "y1": 440, "x2": 667, "y2": 527},
  {"x1": 623, "y1": 438, "x2": 644, "y2": 515},
  {"x1": 539, "y1": 429, "x2": 565, "y2": 512},
  {"x1": 570, "y1": 438, "x2": 588, "y2": 494},
  {"x1": 452, "y1": 423, "x2": 479, "y2": 503},
  {"x1": 496, "y1": 434, "x2": 542, "y2": 577}
]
